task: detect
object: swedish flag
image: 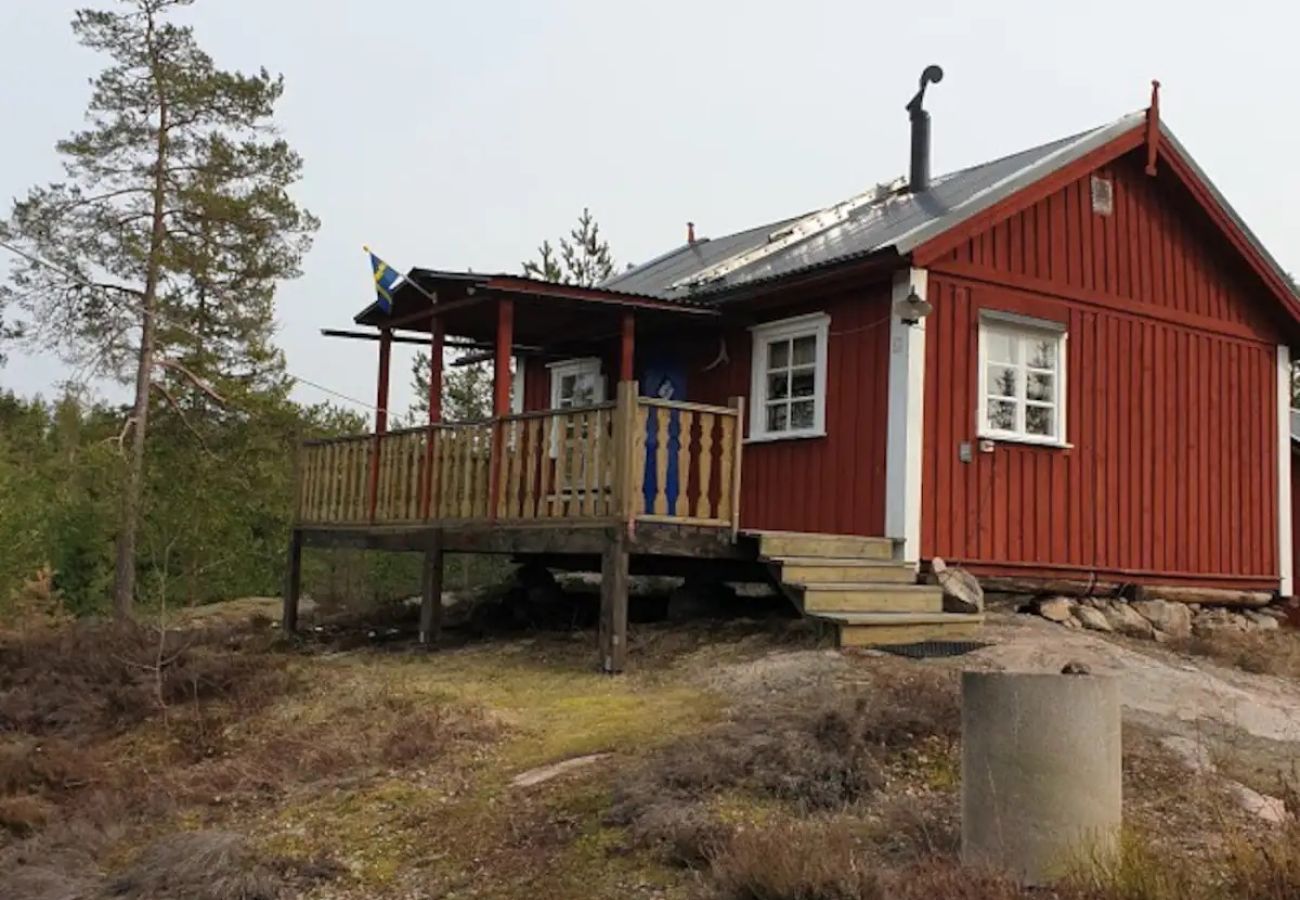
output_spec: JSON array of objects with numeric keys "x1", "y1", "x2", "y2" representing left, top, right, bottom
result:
[{"x1": 367, "y1": 247, "x2": 403, "y2": 312}]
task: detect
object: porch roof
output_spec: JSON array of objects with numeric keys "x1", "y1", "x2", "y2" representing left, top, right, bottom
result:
[{"x1": 354, "y1": 269, "x2": 719, "y2": 346}]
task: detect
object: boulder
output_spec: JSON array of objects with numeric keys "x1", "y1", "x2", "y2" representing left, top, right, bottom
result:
[
  {"x1": 1244, "y1": 610, "x2": 1280, "y2": 631},
  {"x1": 1131, "y1": 599, "x2": 1193, "y2": 640},
  {"x1": 1073, "y1": 605, "x2": 1113, "y2": 633},
  {"x1": 1193, "y1": 608, "x2": 1251, "y2": 636},
  {"x1": 1037, "y1": 596, "x2": 1075, "y2": 623},
  {"x1": 1101, "y1": 600, "x2": 1155, "y2": 639},
  {"x1": 932, "y1": 557, "x2": 984, "y2": 614}
]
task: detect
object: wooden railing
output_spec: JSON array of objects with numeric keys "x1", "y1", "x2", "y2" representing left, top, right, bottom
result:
[{"x1": 296, "y1": 383, "x2": 744, "y2": 530}]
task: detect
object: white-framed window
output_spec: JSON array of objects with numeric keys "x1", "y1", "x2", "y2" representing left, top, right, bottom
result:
[
  {"x1": 749, "y1": 313, "x2": 830, "y2": 441},
  {"x1": 548, "y1": 357, "x2": 605, "y2": 409},
  {"x1": 977, "y1": 311, "x2": 1068, "y2": 445}
]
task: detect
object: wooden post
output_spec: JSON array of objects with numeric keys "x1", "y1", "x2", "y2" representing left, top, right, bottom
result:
[
  {"x1": 419, "y1": 538, "x2": 444, "y2": 645},
  {"x1": 488, "y1": 299, "x2": 514, "y2": 519},
  {"x1": 368, "y1": 328, "x2": 393, "y2": 522},
  {"x1": 620, "y1": 311, "x2": 635, "y2": 382},
  {"x1": 599, "y1": 528, "x2": 629, "y2": 674},
  {"x1": 613, "y1": 381, "x2": 638, "y2": 525},
  {"x1": 282, "y1": 528, "x2": 303, "y2": 635},
  {"x1": 728, "y1": 395, "x2": 745, "y2": 538},
  {"x1": 421, "y1": 320, "x2": 444, "y2": 520}
]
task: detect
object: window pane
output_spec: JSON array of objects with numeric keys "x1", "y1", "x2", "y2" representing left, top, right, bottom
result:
[
  {"x1": 1026, "y1": 404, "x2": 1054, "y2": 436},
  {"x1": 768, "y1": 340, "x2": 789, "y2": 370},
  {"x1": 1027, "y1": 339, "x2": 1056, "y2": 370},
  {"x1": 572, "y1": 378, "x2": 597, "y2": 406},
  {"x1": 792, "y1": 334, "x2": 817, "y2": 366},
  {"x1": 767, "y1": 372, "x2": 789, "y2": 400},
  {"x1": 766, "y1": 403, "x2": 788, "y2": 433},
  {"x1": 1026, "y1": 371, "x2": 1054, "y2": 402},
  {"x1": 790, "y1": 367, "x2": 816, "y2": 398},
  {"x1": 987, "y1": 399, "x2": 1016, "y2": 431},
  {"x1": 790, "y1": 400, "x2": 815, "y2": 430},
  {"x1": 988, "y1": 365, "x2": 1018, "y2": 399},
  {"x1": 985, "y1": 330, "x2": 1016, "y2": 364}
]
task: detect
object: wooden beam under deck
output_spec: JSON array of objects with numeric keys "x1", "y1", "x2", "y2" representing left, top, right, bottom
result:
[{"x1": 297, "y1": 520, "x2": 748, "y2": 558}]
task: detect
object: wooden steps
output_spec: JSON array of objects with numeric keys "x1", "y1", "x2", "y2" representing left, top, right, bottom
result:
[{"x1": 749, "y1": 531, "x2": 983, "y2": 647}]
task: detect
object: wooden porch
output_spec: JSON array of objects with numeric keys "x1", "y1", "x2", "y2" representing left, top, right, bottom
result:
[{"x1": 284, "y1": 383, "x2": 749, "y2": 672}]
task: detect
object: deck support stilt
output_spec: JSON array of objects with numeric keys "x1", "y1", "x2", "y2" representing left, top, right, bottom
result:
[
  {"x1": 599, "y1": 528, "x2": 630, "y2": 674},
  {"x1": 419, "y1": 538, "x2": 444, "y2": 645},
  {"x1": 282, "y1": 528, "x2": 303, "y2": 635}
]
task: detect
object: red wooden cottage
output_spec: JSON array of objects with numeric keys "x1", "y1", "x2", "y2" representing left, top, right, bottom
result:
[{"x1": 286, "y1": 74, "x2": 1300, "y2": 670}]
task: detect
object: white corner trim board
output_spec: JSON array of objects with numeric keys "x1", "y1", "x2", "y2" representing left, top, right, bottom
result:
[
  {"x1": 885, "y1": 267, "x2": 928, "y2": 564},
  {"x1": 1277, "y1": 344, "x2": 1293, "y2": 597}
]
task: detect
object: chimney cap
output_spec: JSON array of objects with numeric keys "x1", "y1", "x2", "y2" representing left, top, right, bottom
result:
[{"x1": 906, "y1": 64, "x2": 945, "y2": 114}]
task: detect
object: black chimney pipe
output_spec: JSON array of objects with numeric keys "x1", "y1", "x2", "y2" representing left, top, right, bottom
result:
[{"x1": 906, "y1": 65, "x2": 945, "y2": 193}]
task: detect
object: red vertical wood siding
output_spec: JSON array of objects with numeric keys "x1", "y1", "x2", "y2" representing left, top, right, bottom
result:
[
  {"x1": 689, "y1": 285, "x2": 894, "y2": 536},
  {"x1": 519, "y1": 284, "x2": 893, "y2": 536},
  {"x1": 923, "y1": 148, "x2": 1283, "y2": 588}
]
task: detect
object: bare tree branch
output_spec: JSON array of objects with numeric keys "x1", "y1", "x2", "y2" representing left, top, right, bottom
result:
[{"x1": 154, "y1": 357, "x2": 226, "y2": 405}]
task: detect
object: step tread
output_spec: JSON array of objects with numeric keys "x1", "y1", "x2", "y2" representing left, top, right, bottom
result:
[
  {"x1": 812, "y1": 611, "x2": 985, "y2": 626},
  {"x1": 799, "y1": 582, "x2": 941, "y2": 593},
  {"x1": 771, "y1": 556, "x2": 912, "y2": 567},
  {"x1": 748, "y1": 530, "x2": 896, "y2": 540}
]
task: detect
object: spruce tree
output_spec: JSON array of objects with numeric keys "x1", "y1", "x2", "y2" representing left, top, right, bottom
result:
[
  {"x1": 522, "y1": 208, "x2": 616, "y2": 287},
  {"x1": 0, "y1": 0, "x2": 317, "y2": 617}
]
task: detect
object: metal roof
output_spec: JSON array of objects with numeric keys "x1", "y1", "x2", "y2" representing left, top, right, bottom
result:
[{"x1": 604, "y1": 110, "x2": 1297, "y2": 302}]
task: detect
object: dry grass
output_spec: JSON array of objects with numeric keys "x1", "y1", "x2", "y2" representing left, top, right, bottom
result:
[
  {"x1": 609, "y1": 666, "x2": 961, "y2": 866},
  {"x1": 706, "y1": 820, "x2": 881, "y2": 900},
  {"x1": 0, "y1": 619, "x2": 294, "y2": 739},
  {"x1": 1174, "y1": 628, "x2": 1300, "y2": 680},
  {"x1": 107, "y1": 830, "x2": 288, "y2": 900}
]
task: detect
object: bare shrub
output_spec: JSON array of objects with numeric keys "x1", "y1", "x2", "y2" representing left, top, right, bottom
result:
[
  {"x1": 0, "y1": 736, "x2": 100, "y2": 796},
  {"x1": 0, "y1": 620, "x2": 294, "y2": 739},
  {"x1": 610, "y1": 669, "x2": 959, "y2": 865},
  {"x1": 0, "y1": 793, "x2": 54, "y2": 836},
  {"x1": 106, "y1": 831, "x2": 285, "y2": 900},
  {"x1": 626, "y1": 801, "x2": 729, "y2": 868},
  {"x1": 165, "y1": 688, "x2": 496, "y2": 806},
  {"x1": 1176, "y1": 629, "x2": 1300, "y2": 681},
  {"x1": 706, "y1": 820, "x2": 881, "y2": 900},
  {"x1": 885, "y1": 859, "x2": 1030, "y2": 900},
  {"x1": 1221, "y1": 804, "x2": 1300, "y2": 900}
]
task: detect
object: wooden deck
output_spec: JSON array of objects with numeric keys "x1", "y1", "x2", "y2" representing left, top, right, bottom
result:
[{"x1": 284, "y1": 386, "x2": 747, "y2": 673}]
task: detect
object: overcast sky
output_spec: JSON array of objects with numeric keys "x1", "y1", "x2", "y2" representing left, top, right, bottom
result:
[{"x1": 2, "y1": 0, "x2": 1297, "y2": 417}]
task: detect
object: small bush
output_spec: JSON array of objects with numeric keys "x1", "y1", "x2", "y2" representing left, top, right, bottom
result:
[
  {"x1": 886, "y1": 859, "x2": 1029, "y2": 900},
  {"x1": 107, "y1": 831, "x2": 286, "y2": 900},
  {"x1": 706, "y1": 820, "x2": 880, "y2": 900},
  {"x1": 0, "y1": 793, "x2": 54, "y2": 836},
  {"x1": 0, "y1": 620, "x2": 294, "y2": 739},
  {"x1": 610, "y1": 669, "x2": 959, "y2": 864},
  {"x1": 1177, "y1": 629, "x2": 1300, "y2": 681},
  {"x1": 1221, "y1": 814, "x2": 1300, "y2": 900}
]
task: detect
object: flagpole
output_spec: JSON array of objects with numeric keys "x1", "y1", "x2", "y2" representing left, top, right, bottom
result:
[{"x1": 364, "y1": 245, "x2": 439, "y2": 306}]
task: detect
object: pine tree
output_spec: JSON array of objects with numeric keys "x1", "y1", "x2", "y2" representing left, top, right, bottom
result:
[
  {"x1": 409, "y1": 354, "x2": 493, "y2": 423},
  {"x1": 0, "y1": 0, "x2": 317, "y2": 617},
  {"x1": 522, "y1": 208, "x2": 615, "y2": 287}
]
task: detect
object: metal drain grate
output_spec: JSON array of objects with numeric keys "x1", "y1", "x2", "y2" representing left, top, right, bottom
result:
[{"x1": 877, "y1": 640, "x2": 990, "y2": 659}]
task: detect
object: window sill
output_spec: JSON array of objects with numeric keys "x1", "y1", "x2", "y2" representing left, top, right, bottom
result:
[
  {"x1": 978, "y1": 432, "x2": 1073, "y2": 450},
  {"x1": 744, "y1": 430, "x2": 827, "y2": 445}
]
